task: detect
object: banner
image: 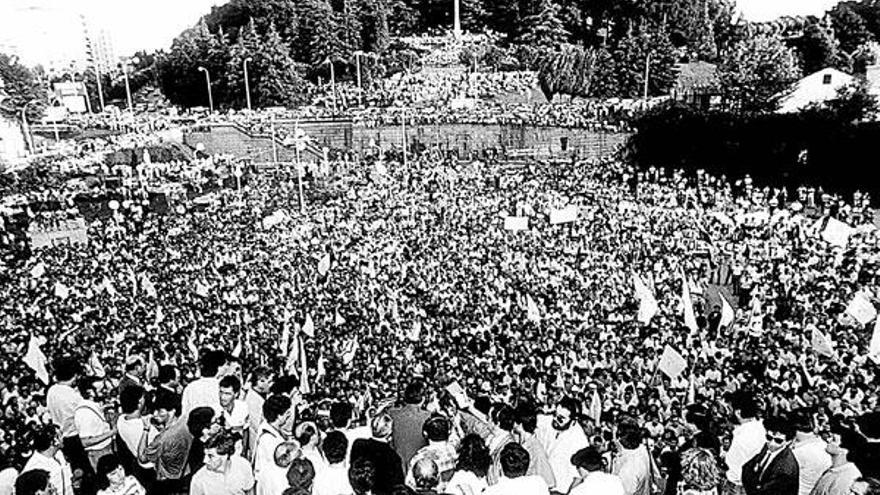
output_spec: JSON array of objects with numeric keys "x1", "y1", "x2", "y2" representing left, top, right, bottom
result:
[
  {"x1": 811, "y1": 327, "x2": 837, "y2": 359},
  {"x1": 720, "y1": 293, "x2": 735, "y2": 329},
  {"x1": 681, "y1": 272, "x2": 698, "y2": 332},
  {"x1": 550, "y1": 206, "x2": 578, "y2": 225},
  {"x1": 845, "y1": 293, "x2": 877, "y2": 326},
  {"x1": 632, "y1": 271, "x2": 658, "y2": 324},
  {"x1": 822, "y1": 218, "x2": 855, "y2": 248},
  {"x1": 504, "y1": 216, "x2": 529, "y2": 232},
  {"x1": 658, "y1": 345, "x2": 687, "y2": 379}
]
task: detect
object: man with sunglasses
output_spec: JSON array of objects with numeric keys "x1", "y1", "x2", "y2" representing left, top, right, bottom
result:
[{"x1": 742, "y1": 416, "x2": 799, "y2": 495}]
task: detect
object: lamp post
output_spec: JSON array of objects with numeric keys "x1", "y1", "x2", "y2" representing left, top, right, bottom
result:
[
  {"x1": 243, "y1": 57, "x2": 253, "y2": 111},
  {"x1": 21, "y1": 99, "x2": 40, "y2": 154},
  {"x1": 198, "y1": 66, "x2": 214, "y2": 112},
  {"x1": 94, "y1": 65, "x2": 106, "y2": 112},
  {"x1": 120, "y1": 57, "x2": 138, "y2": 113},
  {"x1": 353, "y1": 51, "x2": 364, "y2": 107},
  {"x1": 322, "y1": 58, "x2": 337, "y2": 112}
]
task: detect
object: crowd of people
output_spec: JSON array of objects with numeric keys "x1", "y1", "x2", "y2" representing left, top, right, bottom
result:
[{"x1": 0, "y1": 116, "x2": 879, "y2": 495}]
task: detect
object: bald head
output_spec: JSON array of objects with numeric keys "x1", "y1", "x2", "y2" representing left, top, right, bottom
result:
[{"x1": 413, "y1": 458, "x2": 439, "y2": 489}]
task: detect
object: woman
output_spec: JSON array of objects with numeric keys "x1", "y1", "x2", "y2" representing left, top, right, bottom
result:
[
  {"x1": 679, "y1": 447, "x2": 721, "y2": 495},
  {"x1": 96, "y1": 454, "x2": 145, "y2": 495},
  {"x1": 446, "y1": 434, "x2": 491, "y2": 495}
]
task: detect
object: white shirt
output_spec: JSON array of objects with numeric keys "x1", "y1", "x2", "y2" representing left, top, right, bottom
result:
[
  {"x1": 74, "y1": 400, "x2": 112, "y2": 451},
  {"x1": 537, "y1": 415, "x2": 589, "y2": 491},
  {"x1": 312, "y1": 463, "x2": 354, "y2": 495},
  {"x1": 117, "y1": 416, "x2": 157, "y2": 468},
  {"x1": 253, "y1": 421, "x2": 283, "y2": 478},
  {"x1": 483, "y1": 475, "x2": 550, "y2": 495},
  {"x1": 23, "y1": 451, "x2": 73, "y2": 495},
  {"x1": 792, "y1": 435, "x2": 832, "y2": 495},
  {"x1": 0, "y1": 467, "x2": 18, "y2": 495},
  {"x1": 222, "y1": 400, "x2": 249, "y2": 429},
  {"x1": 446, "y1": 470, "x2": 488, "y2": 495},
  {"x1": 46, "y1": 383, "x2": 83, "y2": 438},
  {"x1": 181, "y1": 377, "x2": 221, "y2": 417},
  {"x1": 613, "y1": 445, "x2": 653, "y2": 495},
  {"x1": 570, "y1": 471, "x2": 626, "y2": 495},
  {"x1": 725, "y1": 419, "x2": 767, "y2": 485}
]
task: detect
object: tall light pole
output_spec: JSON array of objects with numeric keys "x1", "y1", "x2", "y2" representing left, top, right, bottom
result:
[
  {"x1": 453, "y1": 0, "x2": 462, "y2": 39},
  {"x1": 353, "y1": 51, "x2": 364, "y2": 107},
  {"x1": 94, "y1": 65, "x2": 106, "y2": 112},
  {"x1": 643, "y1": 52, "x2": 652, "y2": 100},
  {"x1": 322, "y1": 58, "x2": 337, "y2": 112},
  {"x1": 243, "y1": 57, "x2": 253, "y2": 111},
  {"x1": 198, "y1": 66, "x2": 214, "y2": 112},
  {"x1": 21, "y1": 99, "x2": 40, "y2": 154},
  {"x1": 120, "y1": 60, "x2": 134, "y2": 113}
]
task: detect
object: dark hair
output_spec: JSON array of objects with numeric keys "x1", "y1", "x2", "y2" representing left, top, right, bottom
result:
[
  {"x1": 204, "y1": 429, "x2": 237, "y2": 456},
  {"x1": 53, "y1": 357, "x2": 80, "y2": 382},
  {"x1": 96, "y1": 454, "x2": 122, "y2": 490},
  {"x1": 499, "y1": 442, "x2": 530, "y2": 478},
  {"x1": 789, "y1": 409, "x2": 814, "y2": 433},
  {"x1": 349, "y1": 458, "x2": 377, "y2": 495},
  {"x1": 323, "y1": 431, "x2": 348, "y2": 465},
  {"x1": 32, "y1": 424, "x2": 59, "y2": 452},
  {"x1": 76, "y1": 376, "x2": 99, "y2": 397},
  {"x1": 473, "y1": 396, "x2": 491, "y2": 415},
  {"x1": 389, "y1": 485, "x2": 416, "y2": 495},
  {"x1": 330, "y1": 401, "x2": 353, "y2": 429},
  {"x1": 125, "y1": 358, "x2": 143, "y2": 373},
  {"x1": 514, "y1": 402, "x2": 538, "y2": 434},
  {"x1": 571, "y1": 446, "x2": 604, "y2": 472},
  {"x1": 120, "y1": 385, "x2": 145, "y2": 414},
  {"x1": 730, "y1": 392, "x2": 759, "y2": 419},
  {"x1": 263, "y1": 394, "x2": 292, "y2": 423},
  {"x1": 403, "y1": 381, "x2": 425, "y2": 405},
  {"x1": 558, "y1": 397, "x2": 581, "y2": 420},
  {"x1": 250, "y1": 366, "x2": 272, "y2": 386},
  {"x1": 199, "y1": 350, "x2": 226, "y2": 378},
  {"x1": 219, "y1": 375, "x2": 241, "y2": 394},
  {"x1": 152, "y1": 388, "x2": 180, "y2": 414},
  {"x1": 455, "y1": 434, "x2": 491, "y2": 478},
  {"x1": 271, "y1": 375, "x2": 298, "y2": 395},
  {"x1": 157, "y1": 365, "x2": 177, "y2": 385},
  {"x1": 296, "y1": 423, "x2": 318, "y2": 447},
  {"x1": 187, "y1": 407, "x2": 215, "y2": 438},
  {"x1": 422, "y1": 415, "x2": 451, "y2": 442},
  {"x1": 493, "y1": 404, "x2": 515, "y2": 432},
  {"x1": 286, "y1": 458, "x2": 316, "y2": 493},
  {"x1": 764, "y1": 416, "x2": 795, "y2": 439},
  {"x1": 15, "y1": 469, "x2": 50, "y2": 495},
  {"x1": 853, "y1": 477, "x2": 880, "y2": 495},
  {"x1": 618, "y1": 419, "x2": 645, "y2": 449}
]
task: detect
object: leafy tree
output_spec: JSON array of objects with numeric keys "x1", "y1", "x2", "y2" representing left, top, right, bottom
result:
[
  {"x1": 590, "y1": 46, "x2": 618, "y2": 98},
  {"x1": 460, "y1": 0, "x2": 489, "y2": 32},
  {"x1": 526, "y1": 44, "x2": 595, "y2": 100},
  {"x1": 610, "y1": 26, "x2": 677, "y2": 98},
  {"x1": 797, "y1": 20, "x2": 845, "y2": 74},
  {"x1": 297, "y1": 0, "x2": 340, "y2": 65},
  {"x1": 718, "y1": 34, "x2": 802, "y2": 112},
  {"x1": 0, "y1": 53, "x2": 47, "y2": 120},
  {"x1": 518, "y1": 0, "x2": 570, "y2": 48},
  {"x1": 829, "y1": 3, "x2": 875, "y2": 54},
  {"x1": 358, "y1": 0, "x2": 391, "y2": 54},
  {"x1": 388, "y1": 0, "x2": 419, "y2": 35}
]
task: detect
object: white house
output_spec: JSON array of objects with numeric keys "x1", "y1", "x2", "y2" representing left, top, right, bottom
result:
[{"x1": 775, "y1": 68, "x2": 855, "y2": 113}]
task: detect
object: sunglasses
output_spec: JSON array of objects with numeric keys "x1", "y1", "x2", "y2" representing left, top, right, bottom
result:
[{"x1": 766, "y1": 434, "x2": 787, "y2": 444}]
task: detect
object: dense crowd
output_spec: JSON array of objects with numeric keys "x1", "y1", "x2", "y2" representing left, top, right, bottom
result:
[{"x1": 0, "y1": 128, "x2": 880, "y2": 495}]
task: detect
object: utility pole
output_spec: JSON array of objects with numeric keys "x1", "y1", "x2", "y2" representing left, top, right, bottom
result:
[{"x1": 643, "y1": 53, "x2": 652, "y2": 100}]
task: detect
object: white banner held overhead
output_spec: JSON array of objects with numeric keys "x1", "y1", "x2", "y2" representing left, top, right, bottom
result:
[
  {"x1": 550, "y1": 206, "x2": 578, "y2": 225},
  {"x1": 658, "y1": 345, "x2": 687, "y2": 379},
  {"x1": 504, "y1": 216, "x2": 529, "y2": 231},
  {"x1": 845, "y1": 293, "x2": 877, "y2": 326},
  {"x1": 821, "y1": 218, "x2": 855, "y2": 248}
]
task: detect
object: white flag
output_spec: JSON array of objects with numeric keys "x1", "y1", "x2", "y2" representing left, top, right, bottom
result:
[
  {"x1": 681, "y1": 272, "x2": 698, "y2": 332},
  {"x1": 845, "y1": 293, "x2": 877, "y2": 326},
  {"x1": 811, "y1": 327, "x2": 837, "y2": 359},
  {"x1": 821, "y1": 218, "x2": 854, "y2": 248},
  {"x1": 30, "y1": 263, "x2": 46, "y2": 279},
  {"x1": 550, "y1": 206, "x2": 578, "y2": 225},
  {"x1": 526, "y1": 295, "x2": 541, "y2": 323},
  {"x1": 720, "y1": 293, "x2": 735, "y2": 329},
  {"x1": 632, "y1": 271, "x2": 658, "y2": 324},
  {"x1": 318, "y1": 254, "x2": 331, "y2": 277},
  {"x1": 335, "y1": 310, "x2": 346, "y2": 326},
  {"x1": 504, "y1": 216, "x2": 529, "y2": 231},
  {"x1": 869, "y1": 316, "x2": 880, "y2": 362},
  {"x1": 341, "y1": 337, "x2": 359, "y2": 366},
  {"x1": 54, "y1": 282, "x2": 70, "y2": 300},
  {"x1": 23, "y1": 335, "x2": 49, "y2": 384},
  {"x1": 408, "y1": 320, "x2": 422, "y2": 342},
  {"x1": 86, "y1": 351, "x2": 106, "y2": 378},
  {"x1": 195, "y1": 281, "x2": 209, "y2": 298},
  {"x1": 658, "y1": 345, "x2": 688, "y2": 380},
  {"x1": 140, "y1": 274, "x2": 157, "y2": 298},
  {"x1": 301, "y1": 314, "x2": 315, "y2": 338}
]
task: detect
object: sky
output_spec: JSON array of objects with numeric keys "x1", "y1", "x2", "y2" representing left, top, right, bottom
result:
[{"x1": 0, "y1": 0, "x2": 848, "y2": 66}]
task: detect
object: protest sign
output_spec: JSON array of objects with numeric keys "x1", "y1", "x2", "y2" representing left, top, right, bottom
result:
[
  {"x1": 658, "y1": 345, "x2": 687, "y2": 379},
  {"x1": 504, "y1": 216, "x2": 529, "y2": 231}
]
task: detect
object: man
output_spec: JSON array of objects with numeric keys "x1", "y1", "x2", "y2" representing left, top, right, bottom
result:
[
  {"x1": 330, "y1": 401, "x2": 371, "y2": 461},
  {"x1": 218, "y1": 375, "x2": 249, "y2": 453},
  {"x1": 741, "y1": 416, "x2": 799, "y2": 495},
  {"x1": 723, "y1": 393, "x2": 767, "y2": 495},
  {"x1": 411, "y1": 459, "x2": 443, "y2": 495},
  {"x1": 253, "y1": 394, "x2": 292, "y2": 495},
  {"x1": 351, "y1": 413, "x2": 405, "y2": 494},
  {"x1": 849, "y1": 478, "x2": 880, "y2": 495},
  {"x1": 189, "y1": 430, "x2": 254, "y2": 495},
  {"x1": 406, "y1": 415, "x2": 457, "y2": 491},
  {"x1": 349, "y1": 458, "x2": 378, "y2": 495},
  {"x1": 116, "y1": 385, "x2": 156, "y2": 491},
  {"x1": 244, "y1": 367, "x2": 272, "y2": 460},
  {"x1": 612, "y1": 418, "x2": 658, "y2": 495},
  {"x1": 313, "y1": 431, "x2": 353, "y2": 495},
  {"x1": 809, "y1": 426, "x2": 862, "y2": 495},
  {"x1": 14, "y1": 470, "x2": 54, "y2": 495},
  {"x1": 74, "y1": 376, "x2": 117, "y2": 471},
  {"x1": 790, "y1": 410, "x2": 832, "y2": 495},
  {"x1": 483, "y1": 443, "x2": 550, "y2": 495},
  {"x1": 513, "y1": 402, "x2": 556, "y2": 489},
  {"x1": 22, "y1": 426, "x2": 73, "y2": 495},
  {"x1": 181, "y1": 350, "x2": 226, "y2": 417},
  {"x1": 538, "y1": 397, "x2": 589, "y2": 493},
  {"x1": 46, "y1": 358, "x2": 89, "y2": 477},
  {"x1": 569, "y1": 446, "x2": 624, "y2": 495},
  {"x1": 137, "y1": 390, "x2": 193, "y2": 494},
  {"x1": 118, "y1": 356, "x2": 146, "y2": 400},
  {"x1": 390, "y1": 381, "x2": 432, "y2": 472},
  {"x1": 486, "y1": 404, "x2": 516, "y2": 485}
]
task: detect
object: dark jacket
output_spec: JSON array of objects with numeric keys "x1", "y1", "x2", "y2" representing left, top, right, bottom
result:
[
  {"x1": 389, "y1": 403, "x2": 431, "y2": 471},
  {"x1": 741, "y1": 446, "x2": 799, "y2": 495},
  {"x1": 351, "y1": 437, "x2": 405, "y2": 495}
]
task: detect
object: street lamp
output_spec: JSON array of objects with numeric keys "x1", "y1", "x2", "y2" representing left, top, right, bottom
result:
[
  {"x1": 353, "y1": 51, "x2": 364, "y2": 106},
  {"x1": 198, "y1": 66, "x2": 214, "y2": 113},
  {"x1": 243, "y1": 57, "x2": 253, "y2": 111},
  {"x1": 94, "y1": 65, "x2": 106, "y2": 112},
  {"x1": 21, "y1": 99, "x2": 40, "y2": 154},
  {"x1": 321, "y1": 58, "x2": 337, "y2": 112},
  {"x1": 120, "y1": 57, "x2": 138, "y2": 113}
]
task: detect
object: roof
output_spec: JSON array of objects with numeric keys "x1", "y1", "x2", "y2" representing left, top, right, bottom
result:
[
  {"x1": 776, "y1": 68, "x2": 855, "y2": 114},
  {"x1": 674, "y1": 62, "x2": 720, "y2": 91}
]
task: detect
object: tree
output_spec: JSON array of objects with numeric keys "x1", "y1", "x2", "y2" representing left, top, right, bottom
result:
[
  {"x1": 518, "y1": 0, "x2": 571, "y2": 48},
  {"x1": 388, "y1": 0, "x2": 419, "y2": 36},
  {"x1": 829, "y1": 3, "x2": 875, "y2": 54},
  {"x1": 358, "y1": 0, "x2": 391, "y2": 54},
  {"x1": 610, "y1": 25, "x2": 677, "y2": 98},
  {"x1": 0, "y1": 53, "x2": 47, "y2": 120},
  {"x1": 251, "y1": 23, "x2": 306, "y2": 107},
  {"x1": 460, "y1": 0, "x2": 489, "y2": 32},
  {"x1": 297, "y1": 0, "x2": 340, "y2": 65},
  {"x1": 718, "y1": 34, "x2": 802, "y2": 112},
  {"x1": 797, "y1": 20, "x2": 845, "y2": 74},
  {"x1": 526, "y1": 44, "x2": 595, "y2": 101}
]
